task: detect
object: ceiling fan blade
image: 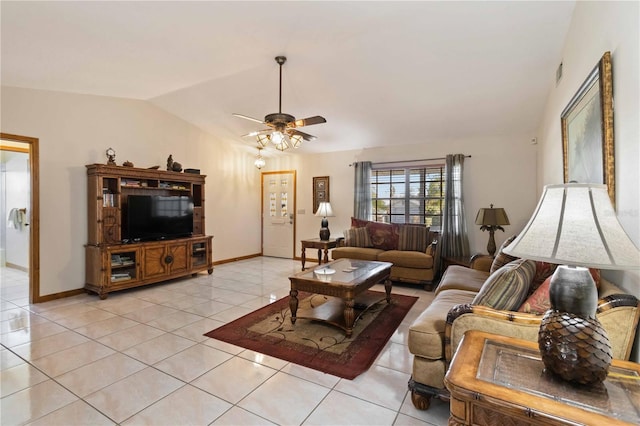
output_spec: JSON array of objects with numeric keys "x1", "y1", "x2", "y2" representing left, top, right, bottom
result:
[
  {"x1": 293, "y1": 116, "x2": 327, "y2": 128},
  {"x1": 289, "y1": 129, "x2": 317, "y2": 141},
  {"x1": 233, "y1": 113, "x2": 267, "y2": 125},
  {"x1": 241, "y1": 129, "x2": 272, "y2": 138}
]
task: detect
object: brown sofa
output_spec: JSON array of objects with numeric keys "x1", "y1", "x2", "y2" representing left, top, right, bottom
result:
[
  {"x1": 407, "y1": 256, "x2": 640, "y2": 410},
  {"x1": 331, "y1": 219, "x2": 438, "y2": 289}
]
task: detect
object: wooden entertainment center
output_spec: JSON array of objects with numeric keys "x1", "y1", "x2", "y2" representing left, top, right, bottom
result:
[{"x1": 85, "y1": 164, "x2": 213, "y2": 299}]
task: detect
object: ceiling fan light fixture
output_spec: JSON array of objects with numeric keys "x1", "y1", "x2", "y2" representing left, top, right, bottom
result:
[
  {"x1": 270, "y1": 131, "x2": 284, "y2": 144},
  {"x1": 254, "y1": 147, "x2": 266, "y2": 169},
  {"x1": 236, "y1": 56, "x2": 326, "y2": 152},
  {"x1": 290, "y1": 134, "x2": 303, "y2": 148},
  {"x1": 274, "y1": 140, "x2": 289, "y2": 151},
  {"x1": 256, "y1": 134, "x2": 270, "y2": 147}
]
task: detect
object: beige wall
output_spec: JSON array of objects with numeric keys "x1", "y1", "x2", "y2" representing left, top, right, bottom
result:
[
  {"x1": 535, "y1": 1, "x2": 639, "y2": 359},
  {"x1": 1, "y1": 86, "x2": 263, "y2": 296}
]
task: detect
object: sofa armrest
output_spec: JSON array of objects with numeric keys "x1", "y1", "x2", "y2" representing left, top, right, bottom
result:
[
  {"x1": 444, "y1": 304, "x2": 541, "y2": 367},
  {"x1": 469, "y1": 254, "x2": 492, "y2": 272},
  {"x1": 444, "y1": 293, "x2": 639, "y2": 367}
]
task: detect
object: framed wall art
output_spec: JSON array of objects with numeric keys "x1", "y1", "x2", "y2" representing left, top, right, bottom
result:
[
  {"x1": 561, "y1": 51, "x2": 615, "y2": 206},
  {"x1": 313, "y1": 176, "x2": 329, "y2": 214}
]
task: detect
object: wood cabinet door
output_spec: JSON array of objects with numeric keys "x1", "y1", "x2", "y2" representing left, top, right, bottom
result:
[
  {"x1": 142, "y1": 245, "x2": 169, "y2": 279},
  {"x1": 167, "y1": 243, "x2": 188, "y2": 274}
]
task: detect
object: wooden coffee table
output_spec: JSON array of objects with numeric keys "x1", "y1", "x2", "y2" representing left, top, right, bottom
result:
[
  {"x1": 445, "y1": 330, "x2": 640, "y2": 425},
  {"x1": 288, "y1": 258, "x2": 393, "y2": 337}
]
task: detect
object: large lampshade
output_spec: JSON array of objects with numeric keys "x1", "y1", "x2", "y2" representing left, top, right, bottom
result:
[
  {"x1": 503, "y1": 184, "x2": 640, "y2": 269},
  {"x1": 503, "y1": 183, "x2": 640, "y2": 385}
]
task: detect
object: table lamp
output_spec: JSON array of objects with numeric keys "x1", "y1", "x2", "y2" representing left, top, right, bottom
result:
[
  {"x1": 475, "y1": 204, "x2": 510, "y2": 256},
  {"x1": 503, "y1": 183, "x2": 640, "y2": 384},
  {"x1": 314, "y1": 202, "x2": 334, "y2": 240}
]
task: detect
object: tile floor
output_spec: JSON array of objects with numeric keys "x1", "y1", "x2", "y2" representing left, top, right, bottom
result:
[{"x1": 1, "y1": 257, "x2": 449, "y2": 425}]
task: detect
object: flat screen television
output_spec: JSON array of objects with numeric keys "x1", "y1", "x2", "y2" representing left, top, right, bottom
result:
[{"x1": 126, "y1": 195, "x2": 194, "y2": 241}]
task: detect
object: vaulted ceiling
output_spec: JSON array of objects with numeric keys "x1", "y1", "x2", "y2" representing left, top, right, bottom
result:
[{"x1": 1, "y1": 1, "x2": 575, "y2": 153}]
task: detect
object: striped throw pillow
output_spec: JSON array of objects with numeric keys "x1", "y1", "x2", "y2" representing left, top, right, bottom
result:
[
  {"x1": 490, "y1": 234, "x2": 519, "y2": 274},
  {"x1": 344, "y1": 227, "x2": 372, "y2": 248},
  {"x1": 473, "y1": 258, "x2": 536, "y2": 310},
  {"x1": 398, "y1": 225, "x2": 429, "y2": 252}
]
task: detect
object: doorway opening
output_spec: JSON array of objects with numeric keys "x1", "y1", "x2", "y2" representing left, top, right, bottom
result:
[{"x1": 1, "y1": 133, "x2": 40, "y2": 304}]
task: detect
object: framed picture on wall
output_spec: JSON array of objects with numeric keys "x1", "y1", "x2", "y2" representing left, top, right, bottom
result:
[
  {"x1": 313, "y1": 176, "x2": 329, "y2": 214},
  {"x1": 561, "y1": 51, "x2": 615, "y2": 206}
]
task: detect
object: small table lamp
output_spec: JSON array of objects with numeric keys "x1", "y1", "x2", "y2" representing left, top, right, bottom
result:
[
  {"x1": 314, "y1": 202, "x2": 334, "y2": 240},
  {"x1": 475, "y1": 204, "x2": 510, "y2": 256},
  {"x1": 503, "y1": 183, "x2": 640, "y2": 385}
]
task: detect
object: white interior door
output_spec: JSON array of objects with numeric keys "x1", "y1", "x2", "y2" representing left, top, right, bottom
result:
[{"x1": 262, "y1": 171, "x2": 296, "y2": 258}]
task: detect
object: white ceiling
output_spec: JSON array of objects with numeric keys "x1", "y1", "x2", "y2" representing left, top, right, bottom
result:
[{"x1": 1, "y1": 1, "x2": 575, "y2": 154}]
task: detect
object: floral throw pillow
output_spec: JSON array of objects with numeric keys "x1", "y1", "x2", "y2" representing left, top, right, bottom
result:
[
  {"x1": 365, "y1": 221, "x2": 399, "y2": 250},
  {"x1": 351, "y1": 217, "x2": 370, "y2": 228},
  {"x1": 519, "y1": 268, "x2": 602, "y2": 314},
  {"x1": 519, "y1": 276, "x2": 552, "y2": 314}
]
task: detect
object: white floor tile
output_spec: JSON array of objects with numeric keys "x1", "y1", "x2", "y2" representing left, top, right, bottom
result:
[
  {"x1": 239, "y1": 372, "x2": 331, "y2": 425},
  {"x1": 121, "y1": 384, "x2": 232, "y2": 426},
  {"x1": 191, "y1": 357, "x2": 277, "y2": 404},
  {"x1": 84, "y1": 367, "x2": 183, "y2": 424},
  {"x1": 304, "y1": 390, "x2": 397, "y2": 425},
  {"x1": 0, "y1": 260, "x2": 445, "y2": 426}
]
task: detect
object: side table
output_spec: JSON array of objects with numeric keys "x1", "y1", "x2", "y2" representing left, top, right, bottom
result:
[
  {"x1": 300, "y1": 238, "x2": 339, "y2": 270},
  {"x1": 444, "y1": 330, "x2": 640, "y2": 425}
]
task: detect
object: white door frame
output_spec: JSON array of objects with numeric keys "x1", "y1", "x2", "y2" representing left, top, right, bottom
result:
[{"x1": 261, "y1": 170, "x2": 296, "y2": 258}]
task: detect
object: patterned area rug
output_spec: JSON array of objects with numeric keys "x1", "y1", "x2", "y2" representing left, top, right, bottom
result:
[{"x1": 204, "y1": 291, "x2": 418, "y2": 379}]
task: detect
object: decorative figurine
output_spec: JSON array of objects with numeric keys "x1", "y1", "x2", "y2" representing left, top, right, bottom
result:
[
  {"x1": 172, "y1": 161, "x2": 183, "y2": 172},
  {"x1": 123, "y1": 160, "x2": 134, "y2": 167},
  {"x1": 106, "y1": 148, "x2": 116, "y2": 165},
  {"x1": 167, "y1": 155, "x2": 174, "y2": 171}
]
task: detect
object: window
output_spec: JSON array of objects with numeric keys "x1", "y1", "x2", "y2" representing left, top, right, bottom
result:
[{"x1": 370, "y1": 164, "x2": 444, "y2": 229}]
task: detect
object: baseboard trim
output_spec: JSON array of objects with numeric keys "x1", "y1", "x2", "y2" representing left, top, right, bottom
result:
[
  {"x1": 34, "y1": 288, "x2": 86, "y2": 304},
  {"x1": 5, "y1": 262, "x2": 28, "y2": 272},
  {"x1": 213, "y1": 253, "x2": 262, "y2": 265}
]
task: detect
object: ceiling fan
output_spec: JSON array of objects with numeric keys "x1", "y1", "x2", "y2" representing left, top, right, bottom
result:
[{"x1": 233, "y1": 56, "x2": 326, "y2": 151}]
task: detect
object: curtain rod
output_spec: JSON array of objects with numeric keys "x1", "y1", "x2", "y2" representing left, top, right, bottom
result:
[{"x1": 350, "y1": 155, "x2": 471, "y2": 166}]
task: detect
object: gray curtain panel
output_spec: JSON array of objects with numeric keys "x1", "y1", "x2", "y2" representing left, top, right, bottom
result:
[
  {"x1": 437, "y1": 154, "x2": 470, "y2": 273},
  {"x1": 353, "y1": 161, "x2": 372, "y2": 220}
]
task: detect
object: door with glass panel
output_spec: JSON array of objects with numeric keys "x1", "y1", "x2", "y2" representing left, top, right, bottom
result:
[{"x1": 262, "y1": 171, "x2": 296, "y2": 258}]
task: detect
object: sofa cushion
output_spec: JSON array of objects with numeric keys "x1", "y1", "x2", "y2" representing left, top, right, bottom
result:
[
  {"x1": 378, "y1": 250, "x2": 433, "y2": 269},
  {"x1": 435, "y1": 265, "x2": 489, "y2": 295},
  {"x1": 473, "y1": 258, "x2": 536, "y2": 310},
  {"x1": 365, "y1": 221, "x2": 399, "y2": 250},
  {"x1": 408, "y1": 289, "x2": 478, "y2": 359},
  {"x1": 343, "y1": 227, "x2": 372, "y2": 248},
  {"x1": 397, "y1": 224, "x2": 430, "y2": 252},
  {"x1": 331, "y1": 246, "x2": 383, "y2": 261},
  {"x1": 490, "y1": 234, "x2": 519, "y2": 274}
]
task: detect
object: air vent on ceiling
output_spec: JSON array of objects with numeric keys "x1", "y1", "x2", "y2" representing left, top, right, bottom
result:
[{"x1": 556, "y1": 62, "x2": 563, "y2": 85}]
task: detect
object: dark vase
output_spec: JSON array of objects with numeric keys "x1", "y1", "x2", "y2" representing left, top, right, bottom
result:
[{"x1": 538, "y1": 265, "x2": 612, "y2": 384}]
